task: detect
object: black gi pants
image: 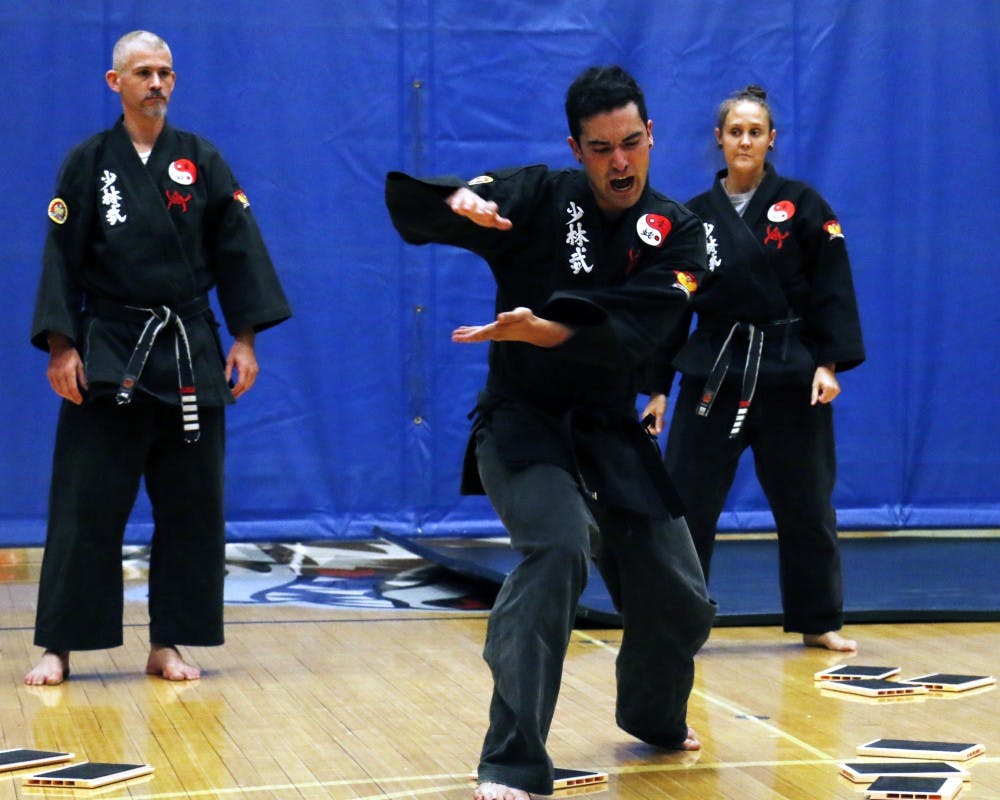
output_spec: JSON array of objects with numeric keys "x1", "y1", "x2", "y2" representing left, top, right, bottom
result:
[
  {"x1": 475, "y1": 426, "x2": 714, "y2": 795},
  {"x1": 33, "y1": 396, "x2": 226, "y2": 650},
  {"x1": 665, "y1": 375, "x2": 843, "y2": 634}
]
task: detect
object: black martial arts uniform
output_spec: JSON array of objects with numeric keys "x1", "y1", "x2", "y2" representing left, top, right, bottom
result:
[
  {"x1": 646, "y1": 163, "x2": 864, "y2": 634},
  {"x1": 386, "y1": 166, "x2": 716, "y2": 795},
  {"x1": 31, "y1": 118, "x2": 291, "y2": 650}
]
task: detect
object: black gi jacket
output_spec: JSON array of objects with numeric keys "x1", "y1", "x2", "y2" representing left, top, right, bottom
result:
[
  {"x1": 386, "y1": 166, "x2": 707, "y2": 517},
  {"x1": 647, "y1": 163, "x2": 864, "y2": 394},
  {"x1": 32, "y1": 118, "x2": 291, "y2": 407}
]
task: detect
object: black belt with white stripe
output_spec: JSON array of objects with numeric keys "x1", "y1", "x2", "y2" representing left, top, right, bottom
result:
[
  {"x1": 86, "y1": 295, "x2": 210, "y2": 443},
  {"x1": 696, "y1": 317, "x2": 801, "y2": 438}
]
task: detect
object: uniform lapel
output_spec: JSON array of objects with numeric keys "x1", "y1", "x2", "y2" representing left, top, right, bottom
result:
[
  {"x1": 709, "y1": 170, "x2": 767, "y2": 259},
  {"x1": 111, "y1": 121, "x2": 198, "y2": 288},
  {"x1": 710, "y1": 166, "x2": 788, "y2": 312}
]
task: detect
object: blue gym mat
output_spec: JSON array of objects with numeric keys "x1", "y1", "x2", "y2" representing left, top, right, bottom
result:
[{"x1": 376, "y1": 529, "x2": 1000, "y2": 626}]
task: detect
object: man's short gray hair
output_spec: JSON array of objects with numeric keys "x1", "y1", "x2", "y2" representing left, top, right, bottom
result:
[{"x1": 112, "y1": 30, "x2": 171, "y2": 72}]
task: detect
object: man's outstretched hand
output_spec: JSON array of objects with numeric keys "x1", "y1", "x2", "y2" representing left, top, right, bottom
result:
[
  {"x1": 452, "y1": 306, "x2": 572, "y2": 348},
  {"x1": 447, "y1": 187, "x2": 513, "y2": 230}
]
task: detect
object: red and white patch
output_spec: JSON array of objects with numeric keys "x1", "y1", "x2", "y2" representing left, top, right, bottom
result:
[
  {"x1": 823, "y1": 219, "x2": 844, "y2": 239},
  {"x1": 767, "y1": 200, "x2": 795, "y2": 223},
  {"x1": 233, "y1": 189, "x2": 250, "y2": 208},
  {"x1": 169, "y1": 158, "x2": 198, "y2": 186},
  {"x1": 636, "y1": 213, "x2": 671, "y2": 247},
  {"x1": 467, "y1": 175, "x2": 494, "y2": 186}
]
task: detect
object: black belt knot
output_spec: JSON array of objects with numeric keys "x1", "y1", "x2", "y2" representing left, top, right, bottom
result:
[
  {"x1": 104, "y1": 300, "x2": 204, "y2": 443},
  {"x1": 696, "y1": 317, "x2": 801, "y2": 439}
]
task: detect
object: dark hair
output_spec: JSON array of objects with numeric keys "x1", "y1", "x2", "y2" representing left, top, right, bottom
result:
[
  {"x1": 565, "y1": 65, "x2": 648, "y2": 141},
  {"x1": 716, "y1": 84, "x2": 775, "y2": 131}
]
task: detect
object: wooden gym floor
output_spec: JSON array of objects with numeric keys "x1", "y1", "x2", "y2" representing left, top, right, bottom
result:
[{"x1": 0, "y1": 544, "x2": 996, "y2": 800}]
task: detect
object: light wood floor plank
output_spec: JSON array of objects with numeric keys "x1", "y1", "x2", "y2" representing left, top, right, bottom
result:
[{"x1": 0, "y1": 554, "x2": 996, "y2": 799}]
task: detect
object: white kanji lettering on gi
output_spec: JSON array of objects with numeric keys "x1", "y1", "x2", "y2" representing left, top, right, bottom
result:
[
  {"x1": 704, "y1": 222, "x2": 721, "y2": 271},
  {"x1": 100, "y1": 169, "x2": 127, "y2": 226},
  {"x1": 565, "y1": 201, "x2": 593, "y2": 274},
  {"x1": 569, "y1": 249, "x2": 592, "y2": 275},
  {"x1": 566, "y1": 222, "x2": 589, "y2": 248}
]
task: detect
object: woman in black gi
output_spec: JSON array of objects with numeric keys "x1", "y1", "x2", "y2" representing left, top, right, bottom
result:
[{"x1": 644, "y1": 85, "x2": 864, "y2": 651}]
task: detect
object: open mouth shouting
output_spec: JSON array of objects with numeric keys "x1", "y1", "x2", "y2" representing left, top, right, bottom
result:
[{"x1": 610, "y1": 176, "x2": 635, "y2": 193}]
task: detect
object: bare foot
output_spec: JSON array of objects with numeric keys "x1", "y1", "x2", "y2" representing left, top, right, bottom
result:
[
  {"x1": 474, "y1": 782, "x2": 532, "y2": 800},
  {"x1": 146, "y1": 645, "x2": 201, "y2": 681},
  {"x1": 680, "y1": 726, "x2": 701, "y2": 750},
  {"x1": 25, "y1": 650, "x2": 70, "y2": 686},
  {"x1": 803, "y1": 631, "x2": 858, "y2": 652}
]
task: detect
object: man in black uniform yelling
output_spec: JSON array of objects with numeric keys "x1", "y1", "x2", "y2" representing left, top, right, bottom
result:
[
  {"x1": 385, "y1": 65, "x2": 715, "y2": 800},
  {"x1": 27, "y1": 30, "x2": 291, "y2": 686}
]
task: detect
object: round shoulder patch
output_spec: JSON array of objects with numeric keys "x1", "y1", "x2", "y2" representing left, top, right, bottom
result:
[
  {"x1": 674, "y1": 271, "x2": 698, "y2": 294},
  {"x1": 467, "y1": 175, "x2": 494, "y2": 186},
  {"x1": 169, "y1": 158, "x2": 198, "y2": 185},
  {"x1": 636, "y1": 213, "x2": 672, "y2": 247},
  {"x1": 233, "y1": 189, "x2": 250, "y2": 208},
  {"x1": 767, "y1": 200, "x2": 796, "y2": 222},
  {"x1": 823, "y1": 219, "x2": 844, "y2": 239},
  {"x1": 48, "y1": 198, "x2": 68, "y2": 224}
]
